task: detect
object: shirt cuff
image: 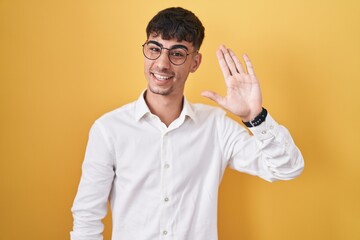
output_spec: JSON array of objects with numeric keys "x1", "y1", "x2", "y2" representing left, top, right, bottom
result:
[{"x1": 248, "y1": 113, "x2": 280, "y2": 141}]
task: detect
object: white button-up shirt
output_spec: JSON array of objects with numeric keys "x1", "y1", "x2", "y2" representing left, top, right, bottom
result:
[{"x1": 71, "y1": 93, "x2": 304, "y2": 240}]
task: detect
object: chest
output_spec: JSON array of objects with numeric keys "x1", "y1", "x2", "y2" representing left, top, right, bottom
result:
[{"x1": 112, "y1": 121, "x2": 225, "y2": 189}]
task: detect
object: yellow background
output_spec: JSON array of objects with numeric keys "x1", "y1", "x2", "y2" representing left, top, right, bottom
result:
[{"x1": 1, "y1": 0, "x2": 359, "y2": 239}]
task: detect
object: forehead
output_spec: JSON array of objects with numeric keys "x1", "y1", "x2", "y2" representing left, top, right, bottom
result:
[{"x1": 148, "y1": 33, "x2": 194, "y2": 49}]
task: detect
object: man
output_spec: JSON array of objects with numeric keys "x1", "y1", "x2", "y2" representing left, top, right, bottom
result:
[{"x1": 71, "y1": 7, "x2": 304, "y2": 240}]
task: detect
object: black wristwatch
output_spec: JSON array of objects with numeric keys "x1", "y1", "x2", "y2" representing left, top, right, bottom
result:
[{"x1": 242, "y1": 107, "x2": 268, "y2": 128}]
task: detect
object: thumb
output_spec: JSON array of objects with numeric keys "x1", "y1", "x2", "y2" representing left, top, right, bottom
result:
[{"x1": 201, "y1": 90, "x2": 223, "y2": 104}]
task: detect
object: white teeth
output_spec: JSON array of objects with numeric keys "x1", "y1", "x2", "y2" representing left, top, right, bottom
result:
[{"x1": 153, "y1": 73, "x2": 172, "y2": 80}]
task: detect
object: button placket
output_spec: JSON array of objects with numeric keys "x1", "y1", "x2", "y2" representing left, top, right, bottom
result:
[{"x1": 160, "y1": 131, "x2": 172, "y2": 237}]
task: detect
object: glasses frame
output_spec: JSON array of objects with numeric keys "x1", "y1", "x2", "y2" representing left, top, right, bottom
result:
[{"x1": 142, "y1": 40, "x2": 198, "y2": 66}]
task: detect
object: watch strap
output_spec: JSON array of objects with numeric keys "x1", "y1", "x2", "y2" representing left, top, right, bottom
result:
[{"x1": 242, "y1": 107, "x2": 268, "y2": 128}]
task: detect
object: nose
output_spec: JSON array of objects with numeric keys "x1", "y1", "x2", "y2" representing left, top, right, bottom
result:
[{"x1": 154, "y1": 49, "x2": 171, "y2": 70}]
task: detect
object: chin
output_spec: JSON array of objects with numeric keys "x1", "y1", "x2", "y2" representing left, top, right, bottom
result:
[{"x1": 148, "y1": 85, "x2": 173, "y2": 96}]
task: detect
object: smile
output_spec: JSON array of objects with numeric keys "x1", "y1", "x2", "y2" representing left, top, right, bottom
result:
[{"x1": 152, "y1": 73, "x2": 173, "y2": 81}]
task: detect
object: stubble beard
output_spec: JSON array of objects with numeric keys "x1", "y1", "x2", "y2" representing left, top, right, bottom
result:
[{"x1": 148, "y1": 84, "x2": 173, "y2": 96}]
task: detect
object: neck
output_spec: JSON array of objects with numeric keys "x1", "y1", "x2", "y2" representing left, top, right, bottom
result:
[{"x1": 144, "y1": 90, "x2": 184, "y2": 127}]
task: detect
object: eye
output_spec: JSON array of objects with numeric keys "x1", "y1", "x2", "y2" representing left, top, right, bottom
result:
[
  {"x1": 149, "y1": 46, "x2": 161, "y2": 53},
  {"x1": 169, "y1": 49, "x2": 186, "y2": 58}
]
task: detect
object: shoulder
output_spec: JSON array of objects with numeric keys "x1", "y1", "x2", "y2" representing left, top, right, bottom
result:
[
  {"x1": 189, "y1": 102, "x2": 245, "y2": 128},
  {"x1": 186, "y1": 102, "x2": 228, "y2": 126},
  {"x1": 188, "y1": 102, "x2": 246, "y2": 138},
  {"x1": 191, "y1": 102, "x2": 226, "y2": 118},
  {"x1": 95, "y1": 101, "x2": 137, "y2": 126}
]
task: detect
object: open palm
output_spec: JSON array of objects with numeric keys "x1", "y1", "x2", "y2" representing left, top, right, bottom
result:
[{"x1": 202, "y1": 45, "x2": 263, "y2": 122}]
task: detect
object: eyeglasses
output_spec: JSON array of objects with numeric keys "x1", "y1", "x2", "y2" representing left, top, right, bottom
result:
[{"x1": 142, "y1": 40, "x2": 198, "y2": 66}]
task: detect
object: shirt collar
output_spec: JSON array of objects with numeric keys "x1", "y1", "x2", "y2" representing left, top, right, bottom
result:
[
  {"x1": 181, "y1": 96, "x2": 196, "y2": 123},
  {"x1": 134, "y1": 90, "x2": 150, "y2": 121},
  {"x1": 134, "y1": 90, "x2": 197, "y2": 123}
]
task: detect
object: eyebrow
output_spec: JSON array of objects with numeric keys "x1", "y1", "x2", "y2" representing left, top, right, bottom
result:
[{"x1": 147, "y1": 40, "x2": 189, "y2": 51}]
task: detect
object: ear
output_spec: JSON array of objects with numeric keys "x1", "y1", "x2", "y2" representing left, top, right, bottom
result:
[{"x1": 190, "y1": 53, "x2": 202, "y2": 73}]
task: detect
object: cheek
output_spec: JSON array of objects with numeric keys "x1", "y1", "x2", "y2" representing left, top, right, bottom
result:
[
  {"x1": 144, "y1": 60, "x2": 151, "y2": 75},
  {"x1": 174, "y1": 69, "x2": 190, "y2": 83},
  {"x1": 144, "y1": 58, "x2": 149, "y2": 69}
]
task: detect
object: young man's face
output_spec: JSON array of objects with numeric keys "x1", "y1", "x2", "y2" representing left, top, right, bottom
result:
[{"x1": 143, "y1": 33, "x2": 202, "y2": 97}]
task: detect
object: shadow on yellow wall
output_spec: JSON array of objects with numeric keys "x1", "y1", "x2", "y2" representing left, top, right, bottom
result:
[{"x1": 0, "y1": 0, "x2": 359, "y2": 239}]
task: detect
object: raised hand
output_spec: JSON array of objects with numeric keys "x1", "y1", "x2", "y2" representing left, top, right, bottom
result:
[{"x1": 201, "y1": 45, "x2": 263, "y2": 122}]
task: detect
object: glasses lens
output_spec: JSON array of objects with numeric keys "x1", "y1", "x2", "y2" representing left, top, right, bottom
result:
[
  {"x1": 143, "y1": 43, "x2": 161, "y2": 60},
  {"x1": 142, "y1": 42, "x2": 189, "y2": 65},
  {"x1": 169, "y1": 48, "x2": 187, "y2": 65}
]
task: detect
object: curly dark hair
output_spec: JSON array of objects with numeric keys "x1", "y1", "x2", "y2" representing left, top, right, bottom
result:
[{"x1": 146, "y1": 7, "x2": 205, "y2": 50}]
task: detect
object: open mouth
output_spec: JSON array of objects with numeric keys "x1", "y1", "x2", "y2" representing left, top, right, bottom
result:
[{"x1": 152, "y1": 73, "x2": 173, "y2": 81}]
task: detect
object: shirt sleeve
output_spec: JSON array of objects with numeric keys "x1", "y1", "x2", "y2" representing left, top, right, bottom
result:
[
  {"x1": 221, "y1": 113, "x2": 304, "y2": 182},
  {"x1": 70, "y1": 121, "x2": 115, "y2": 240}
]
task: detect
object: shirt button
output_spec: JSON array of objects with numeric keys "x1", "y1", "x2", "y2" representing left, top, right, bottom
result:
[
  {"x1": 269, "y1": 125, "x2": 274, "y2": 129},
  {"x1": 163, "y1": 230, "x2": 168, "y2": 235},
  {"x1": 164, "y1": 197, "x2": 169, "y2": 202},
  {"x1": 261, "y1": 130, "x2": 267, "y2": 134},
  {"x1": 164, "y1": 164, "x2": 170, "y2": 169}
]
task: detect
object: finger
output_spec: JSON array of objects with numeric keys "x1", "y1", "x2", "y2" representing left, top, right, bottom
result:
[
  {"x1": 229, "y1": 49, "x2": 245, "y2": 75},
  {"x1": 216, "y1": 47, "x2": 231, "y2": 79},
  {"x1": 221, "y1": 46, "x2": 238, "y2": 76},
  {"x1": 201, "y1": 90, "x2": 223, "y2": 104},
  {"x1": 243, "y1": 54, "x2": 256, "y2": 77}
]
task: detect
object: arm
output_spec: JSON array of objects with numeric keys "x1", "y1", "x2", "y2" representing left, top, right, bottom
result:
[
  {"x1": 220, "y1": 112, "x2": 304, "y2": 182},
  {"x1": 204, "y1": 45, "x2": 304, "y2": 181},
  {"x1": 70, "y1": 122, "x2": 115, "y2": 240}
]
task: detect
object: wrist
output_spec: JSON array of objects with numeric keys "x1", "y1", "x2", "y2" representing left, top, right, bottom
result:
[{"x1": 242, "y1": 107, "x2": 267, "y2": 127}]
